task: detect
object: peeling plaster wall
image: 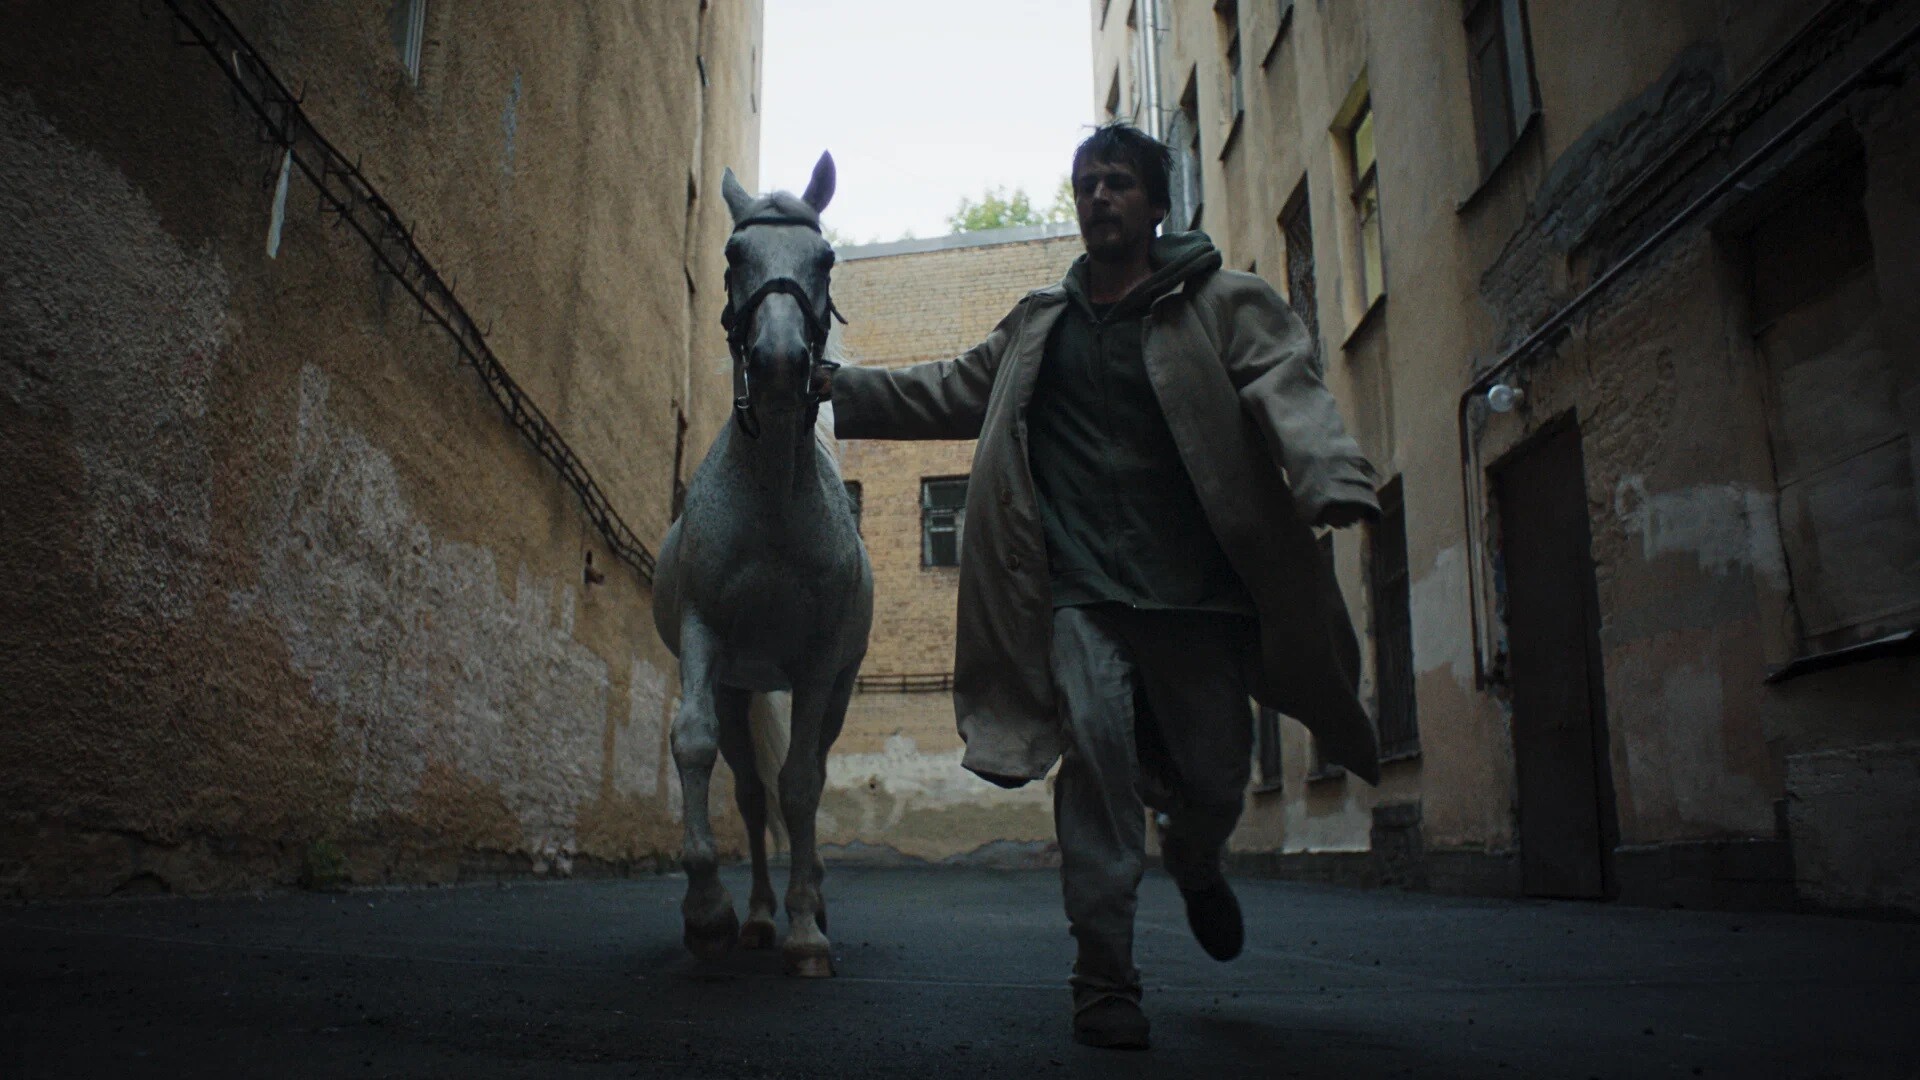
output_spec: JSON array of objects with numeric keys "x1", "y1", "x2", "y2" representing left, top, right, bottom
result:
[
  {"x1": 0, "y1": 1, "x2": 760, "y2": 898},
  {"x1": 1095, "y1": 0, "x2": 1920, "y2": 909}
]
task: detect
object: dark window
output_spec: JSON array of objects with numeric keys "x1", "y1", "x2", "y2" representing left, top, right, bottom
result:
[
  {"x1": 843, "y1": 481, "x2": 863, "y2": 534},
  {"x1": 1744, "y1": 139, "x2": 1919, "y2": 653},
  {"x1": 921, "y1": 477, "x2": 967, "y2": 567},
  {"x1": 1370, "y1": 477, "x2": 1418, "y2": 759},
  {"x1": 1307, "y1": 532, "x2": 1344, "y2": 781},
  {"x1": 1168, "y1": 71, "x2": 1204, "y2": 231},
  {"x1": 1218, "y1": 0, "x2": 1243, "y2": 121},
  {"x1": 1255, "y1": 706, "x2": 1284, "y2": 791},
  {"x1": 1348, "y1": 97, "x2": 1384, "y2": 305},
  {"x1": 1465, "y1": 0, "x2": 1537, "y2": 178},
  {"x1": 1280, "y1": 178, "x2": 1319, "y2": 366}
]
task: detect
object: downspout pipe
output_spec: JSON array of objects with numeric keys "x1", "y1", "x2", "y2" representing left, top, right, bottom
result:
[{"x1": 1455, "y1": 15, "x2": 1920, "y2": 689}]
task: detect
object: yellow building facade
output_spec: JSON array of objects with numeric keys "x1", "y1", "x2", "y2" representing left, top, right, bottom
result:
[{"x1": 1093, "y1": 0, "x2": 1920, "y2": 912}]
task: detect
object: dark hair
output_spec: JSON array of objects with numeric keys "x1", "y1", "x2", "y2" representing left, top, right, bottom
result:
[{"x1": 1071, "y1": 122, "x2": 1174, "y2": 211}]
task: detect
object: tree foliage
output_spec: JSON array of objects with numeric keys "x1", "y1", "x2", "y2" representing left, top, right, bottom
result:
[{"x1": 947, "y1": 178, "x2": 1076, "y2": 233}]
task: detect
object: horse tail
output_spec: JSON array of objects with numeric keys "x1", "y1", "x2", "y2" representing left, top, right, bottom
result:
[{"x1": 749, "y1": 690, "x2": 792, "y2": 851}]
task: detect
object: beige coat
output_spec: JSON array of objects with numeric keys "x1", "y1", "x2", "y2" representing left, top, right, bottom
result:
[{"x1": 834, "y1": 265, "x2": 1383, "y2": 786}]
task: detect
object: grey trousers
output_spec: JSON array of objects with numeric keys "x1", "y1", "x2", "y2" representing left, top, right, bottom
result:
[{"x1": 1050, "y1": 604, "x2": 1256, "y2": 1005}]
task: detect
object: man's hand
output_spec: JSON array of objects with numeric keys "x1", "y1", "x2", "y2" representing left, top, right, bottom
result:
[{"x1": 1316, "y1": 500, "x2": 1380, "y2": 529}]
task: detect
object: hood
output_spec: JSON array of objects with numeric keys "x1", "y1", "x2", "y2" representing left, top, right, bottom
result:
[{"x1": 1062, "y1": 230, "x2": 1223, "y2": 317}]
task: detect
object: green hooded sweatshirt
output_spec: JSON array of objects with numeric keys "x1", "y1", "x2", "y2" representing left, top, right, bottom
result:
[{"x1": 1028, "y1": 230, "x2": 1255, "y2": 616}]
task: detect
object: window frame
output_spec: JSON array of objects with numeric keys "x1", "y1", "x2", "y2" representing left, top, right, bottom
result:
[
  {"x1": 843, "y1": 480, "x2": 863, "y2": 536},
  {"x1": 1464, "y1": 0, "x2": 1539, "y2": 181},
  {"x1": 1348, "y1": 97, "x2": 1385, "y2": 308},
  {"x1": 1280, "y1": 177, "x2": 1320, "y2": 369},
  {"x1": 920, "y1": 477, "x2": 968, "y2": 569}
]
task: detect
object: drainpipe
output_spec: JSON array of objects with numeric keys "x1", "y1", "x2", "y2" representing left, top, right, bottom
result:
[{"x1": 1455, "y1": 15, "x2": 1920, "y2": 689}]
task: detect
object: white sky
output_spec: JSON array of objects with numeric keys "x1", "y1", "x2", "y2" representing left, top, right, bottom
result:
[{"x1": 759, "y1": 0, "x2": 1097, "y2": 244}]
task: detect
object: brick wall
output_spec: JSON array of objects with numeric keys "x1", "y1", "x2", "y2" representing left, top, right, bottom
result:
[{"x1": 817, "y1": 231, "x2": 1083, "y2": 862}]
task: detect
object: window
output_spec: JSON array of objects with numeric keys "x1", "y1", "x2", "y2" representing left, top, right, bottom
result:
[
  {"x1": 1218, "y1": 1, "x2": 1244, "y2": 123},
  {"x1": 1167, "y1": 71, "x2": 1204, "y2": 231},
  {"x1": 1280, "y1": 178, "x2": 1319, "y2": 367},
  {"x1": 1254, "y1": 706, "x2": 1283, "y2": 792},
  {"x1": 1743, "y1": 137, "x2": 1920, "y2": 655},
  {"x1": 1261, "y1": 1, "x2": 1296, "y2": 68},
  {"x1": 1348, "y1": 97, "x2": 1385, "y2": 307},
  {"x1": 391, "y1": 0, "x2": 427, "y2": 86},
  {"x1": 1307, "y1": 532, "x2": 1344, "y2": 781},
  {"x1": 1106, "y1": 69, "x2": 1122, "y2": 121},
  {"x1": 1370, "y1": 478, "x2": 1417, "y2": 759},
  {"x1": 921, "y1": 478, "x2": 967, "y2": 567},
  {"x1": 843, "y1": 481, "x2": 863, "y2": 535},
  {"x1": 1465, "y1": 0, "x2": 1538, "y2": 178}
]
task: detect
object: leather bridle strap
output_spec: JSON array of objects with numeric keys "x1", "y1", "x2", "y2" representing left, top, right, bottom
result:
[{"x1": 720, "y1": 231, "x2": 848, "y2": 439}]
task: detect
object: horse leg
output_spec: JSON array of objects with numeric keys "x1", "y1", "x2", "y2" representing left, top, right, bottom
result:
[
  {"x1": 717, "y1": 685, "x2": 777, "y2": 950},
  {"x1": 778, "y1": 666, "x2": 857, "y2": 977},
  {"x1": 807, "y1": 665, "x2": 856, "y2": 936},
  {"x1": 673, "y1": 618, "x2": 738, "y2": 960}
]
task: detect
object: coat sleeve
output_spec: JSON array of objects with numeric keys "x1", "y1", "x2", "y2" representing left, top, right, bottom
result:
[
  {"x1": 1209, "y1": 273, "x2": 1379, "y2": 524},
  {"x1": 831, "y1": 300, "x2": 1026, "y2": 441}
]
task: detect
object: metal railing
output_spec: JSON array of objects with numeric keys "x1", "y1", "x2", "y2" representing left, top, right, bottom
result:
[
  {"x1": 852, "y1": 672, "x2": 953, "y2": 694},
  {"x1": 157, "y1": 0, "x2": 657, "y2": 584}
]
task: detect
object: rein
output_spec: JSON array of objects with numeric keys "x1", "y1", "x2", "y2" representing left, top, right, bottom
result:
[{"x1": 720, "y1": 213, "x2": 847, "y2": 439}]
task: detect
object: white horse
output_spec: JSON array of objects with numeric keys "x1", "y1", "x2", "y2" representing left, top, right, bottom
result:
[{"x1": 652, "y1": 153, "x2": 872, "y2": 978}]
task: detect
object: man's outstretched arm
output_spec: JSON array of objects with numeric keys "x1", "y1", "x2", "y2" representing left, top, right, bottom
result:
[{"x1": 831, "y1": 299, "x2": 1028, "y2": 441}]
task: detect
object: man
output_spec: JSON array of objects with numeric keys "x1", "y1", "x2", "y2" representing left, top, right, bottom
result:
[{"x1": 830, "y1": 124, "x2": 1381, "y2": 1050}]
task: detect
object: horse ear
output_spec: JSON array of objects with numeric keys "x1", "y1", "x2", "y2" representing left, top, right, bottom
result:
[
  {"x1": 801, "y1": 151, "x2": 836, "y2": 215},
  {"x1": 721, "y1": 167, "x2": 753, "y2": 224}
]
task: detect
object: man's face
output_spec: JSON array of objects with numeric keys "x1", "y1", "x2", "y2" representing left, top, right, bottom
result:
[{"x1": 1072, "y1": 156, "x2": 1164, "y2": 262}]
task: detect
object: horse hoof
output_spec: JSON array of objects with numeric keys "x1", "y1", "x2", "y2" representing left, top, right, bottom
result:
[
  {"x1": 739, "y1": 918, "x2": 778, "y2": 950},
  {"x1": 684, "y1": 909, "x2": 740, "y2": 961},
  {"x1": 783, "y1": 947, "x2": 835, "y2": 978}
]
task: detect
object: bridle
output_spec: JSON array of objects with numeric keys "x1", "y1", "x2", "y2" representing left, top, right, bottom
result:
[{"x1": 719, "y1": 211, "x2": 847, "y2": 439}]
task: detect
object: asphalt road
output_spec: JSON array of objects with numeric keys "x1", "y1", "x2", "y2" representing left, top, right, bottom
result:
[{"x1": 2, "y1": 866, "x2": 1916, "y2": 1079}]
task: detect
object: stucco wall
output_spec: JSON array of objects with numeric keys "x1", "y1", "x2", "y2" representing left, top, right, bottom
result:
[
  {"x1": 0, "y1": 0, "x2": 761, "y2": 898},
  {"x1": 1094, "y1": 0, "x2": 1920, "y2": 910}
]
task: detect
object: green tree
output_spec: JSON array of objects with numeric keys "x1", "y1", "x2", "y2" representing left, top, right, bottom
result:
[{"x1": 947, "y1": 178, "x2": 1076, "y2": 233}]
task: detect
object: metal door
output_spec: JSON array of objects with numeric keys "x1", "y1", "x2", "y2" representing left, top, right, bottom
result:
[{"x1": 1492, "y1": 418, "x2": 1618, "y2": 898}]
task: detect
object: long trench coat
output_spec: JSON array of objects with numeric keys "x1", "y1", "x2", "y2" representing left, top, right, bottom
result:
[{"x1": 834, "y1": 261, "x2": 1384, "y2": 786}]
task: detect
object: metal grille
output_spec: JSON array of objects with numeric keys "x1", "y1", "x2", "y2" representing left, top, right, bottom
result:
[
  {"x1": 853, "y1": 672, "x2": 953, "y2": 694},
  {"x1": 155, "y1": 0, "x2": 655, "y2": 585},
  {"x1": 1370, "y1": 478, "x2": 1418, "y2": 759}
]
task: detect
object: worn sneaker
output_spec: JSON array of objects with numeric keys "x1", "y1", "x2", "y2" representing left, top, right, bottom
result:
[
  {"x1": 1179, "y1": 878, "x2": 1244, "y2": 961},
  {"x1": 1072, "y1": 996, "x2": 1151, "y2": 1050}
]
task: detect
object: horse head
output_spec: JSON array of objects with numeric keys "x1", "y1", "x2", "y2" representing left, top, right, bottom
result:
[{"x1": 720, "y1": 152, "x2": 841, "y2": 437}]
